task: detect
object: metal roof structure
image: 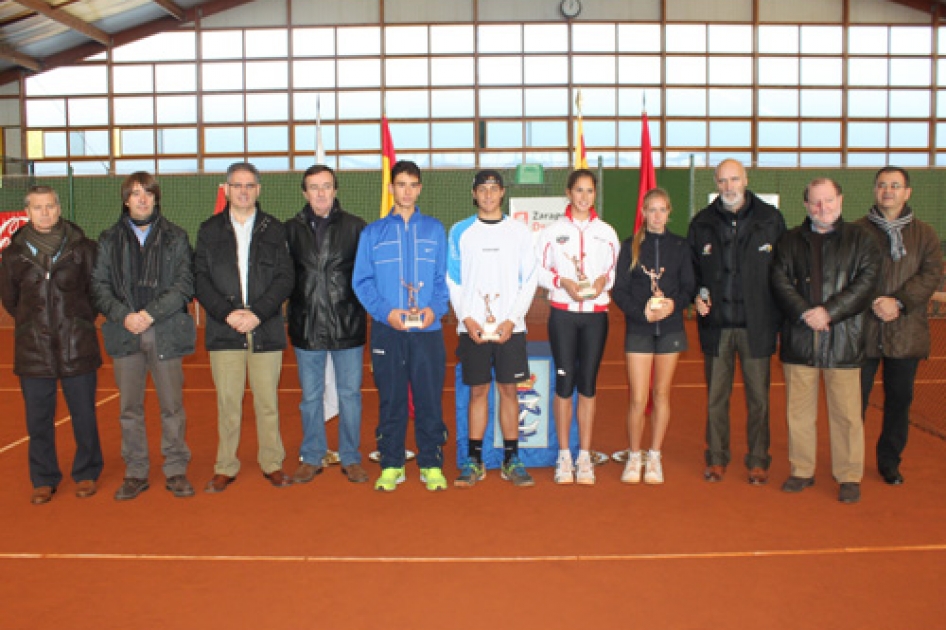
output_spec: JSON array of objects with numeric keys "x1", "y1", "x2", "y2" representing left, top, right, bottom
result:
[
  {"x1": 0, "y1": 0, "x2": 254, "y2": 86},
  {"x1": 0, "y1": 0, "x2": 941, "y2": 88}
]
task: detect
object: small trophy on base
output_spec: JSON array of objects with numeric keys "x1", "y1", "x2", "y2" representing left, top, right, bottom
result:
[
  {"x1": 569, "y1": 253, "x2": 596, "y2": 300},
  {"x1": 402, "y1": 280, "x2": 424, "y2": 328},
  {"x1": 641, "y1": 265, "x2": 666, "y2": 310},
  {"x1": 480, "y1": 292, "x2": 501, "y2": 341}
]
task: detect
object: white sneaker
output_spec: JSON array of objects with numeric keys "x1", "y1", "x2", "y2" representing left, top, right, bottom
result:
[
  {"x1": 621, "y1": 451, "x2": 643, "y2": 484},
  {"x1": 644, "y1": 451, "x2": 664, "y2": 484},
  {"x1": 554, "y1": 455, "x2": 574, "y2": 484},
  {"x1": 575, "y1": 453, "x2": 595, "y2": 485}
]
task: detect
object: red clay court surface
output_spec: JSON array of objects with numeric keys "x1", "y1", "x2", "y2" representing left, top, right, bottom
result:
[{"x1": 0, "y1": 311, "x2": 944, "y2": 629}]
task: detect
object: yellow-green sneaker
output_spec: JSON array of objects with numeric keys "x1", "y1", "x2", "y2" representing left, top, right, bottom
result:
[
  {"x1": 374, "y1": 467, "x2": 406, "y2": 492},
  {"x1": 419, "y1": 467, "x2": 448, "y2": 491}
]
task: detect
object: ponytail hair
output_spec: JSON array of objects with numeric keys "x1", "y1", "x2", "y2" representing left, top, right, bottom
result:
[{"x1": 630, "y1": 187, "x2": 672, "y2": 270}]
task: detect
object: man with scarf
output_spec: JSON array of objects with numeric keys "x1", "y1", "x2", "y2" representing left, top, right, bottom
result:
[
  {"x1": 1, "y1": 186, "x2": 104, "y2": 504},
  {"x1": 856, "y1": 166, "x2": 942, "y2": 486},
  {"x1": 92, "y1": 172, "x2": 197, "y2": 501}
]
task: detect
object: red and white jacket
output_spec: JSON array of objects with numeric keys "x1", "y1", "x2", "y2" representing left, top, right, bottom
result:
[{"x1": 536, "y1": 206, "x2": 620, "y2": 313}]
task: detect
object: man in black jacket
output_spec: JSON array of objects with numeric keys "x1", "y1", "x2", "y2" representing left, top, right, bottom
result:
[
  {"x1": 1, "y1": 186, "x2": 103, "y2": 504},
  {"x1": 771, "y1": 178, "x2": 880, "y2": 504},
  {"x1": 286, "y1": 165, "x2": 369, "y2": 484},
  {"x1": 195, "y1": 162, "x2": 294, "y2": 492},
  {"x1": 92, "y1": 172, "x2": 197, "y2": 501},
  {"x1": 688, "y1": 159, "x2": 786, "y2": 485}
]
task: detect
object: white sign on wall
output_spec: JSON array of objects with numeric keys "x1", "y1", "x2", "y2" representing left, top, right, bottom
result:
[{"x1": 509, "y1": 196, "x2": 569, "y2": 238}]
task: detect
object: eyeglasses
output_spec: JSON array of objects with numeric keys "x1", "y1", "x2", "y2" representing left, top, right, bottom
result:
[
  {"x1": 875, "y1": 183, "x2": 905, "y2": 191},
  {"x1": 228, "y1": 182, "x2": 258, "y2": 191}
]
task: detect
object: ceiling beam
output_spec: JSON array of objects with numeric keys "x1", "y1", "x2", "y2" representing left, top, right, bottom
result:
[
  {"x1": 0, "y1": 43, "x2": 41, "y2": 72},
  {"x1": 151, "y1": 0, "x2": 186, "y2": 21},
  {"x1": 11, "y1": 0, "x2": 111, "y2": 46},
  {"x1": 0, "y1": 0, "x2": 257, "y2": 86},
  {"x1": 887, "y1": 0, "x2": 939, "y2": 13}
]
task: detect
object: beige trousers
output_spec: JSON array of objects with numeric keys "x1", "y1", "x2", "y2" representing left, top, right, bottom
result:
[
  {"x1": 209, "y1": 345, "x2": 285, "y2": 476},
  {"x1": 783, "y1": 364, "x2": 864, "y2": 483}
]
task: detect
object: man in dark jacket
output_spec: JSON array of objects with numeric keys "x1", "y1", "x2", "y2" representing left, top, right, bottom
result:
[
  {"x1": 92, "y1": 172, "x2": 197, "y2": 501},
  {"x1": 286, "y1": 165, "x2": 369, "y2": 484},
  {"x1": 771, "y1": 178, "x2": 881, "y2": 504},
  {"x1": 1, "y1": 186, "x2": 104, "y2": 504},
  {"x1": 195, "y1": 162, "x2": 294, "y2": 493},
  {"x1": 856, "y1": 166, "x2": 942, "y2": 486},
  {"x1": 688, "y1": 159, "x2": 786, "y2": 485}
]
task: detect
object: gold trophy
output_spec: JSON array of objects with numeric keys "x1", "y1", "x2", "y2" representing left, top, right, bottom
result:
[
  {"x1": 480, "y1": 292, "x2": 501, "y2": 341},
  {"x1": 402, "y1": 280, "x2": 424, "y2": 328},
  {"x1": 569, "y1": 253, "x2": 596, "y2": 300},
  {"x1": 641, "y1": 265, "x2": 666, "y2": 310}
]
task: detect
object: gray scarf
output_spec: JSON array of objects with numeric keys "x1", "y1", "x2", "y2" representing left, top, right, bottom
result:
[{"x1": 867, "y1": 204, "x2": 913, "y2": 261}]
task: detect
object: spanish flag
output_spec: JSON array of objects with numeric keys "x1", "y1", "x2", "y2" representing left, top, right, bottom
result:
[
  {"x1": 380, "y1": 117, "x2": 397, "y2": 217},
  {"x1": 574, "y1": 90, "x2": 588, "y2": 170}
]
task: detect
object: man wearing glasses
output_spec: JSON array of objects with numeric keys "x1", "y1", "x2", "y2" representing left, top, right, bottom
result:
[
  {"x1": 195, "y1": 162, "x2": 295, "y2": 492},
  {"x1": 856, "y1": 166, "x2": 942, "y2": 486}
]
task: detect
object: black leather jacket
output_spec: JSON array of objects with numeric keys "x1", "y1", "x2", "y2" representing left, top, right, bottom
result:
[
  {"x1": 688, "y1": 191, "x2": 786, "y2": 358},
  {"x1": 0, "y1": 221, "x2": 102, "y2": 378},
  {"x1": 194, "y1": 206, "x2": 294, "y2": 352},
  {"x1": 285, "y1": 201, "x2": 367, "y2": 350},
  {"x1": 92, "y1": 212, "x2": 196, "y2": 360},
  {"x1": 770, "y1": 217, "x2": 881, "y2": 368}
]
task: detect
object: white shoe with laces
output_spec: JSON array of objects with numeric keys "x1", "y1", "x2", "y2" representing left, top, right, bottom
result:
[
  {"x1": 644, "y1": 450, "x2": 664, "y2": 484},
  {"x1": 621, "y1": 451, "x2": 643, "y2": 484},
  {"x1": 575, "y1": 453, "x2": 595, "y2": 486},
  {"x1": 554, "y1": 455, "x2": 574, "y2": 485}
]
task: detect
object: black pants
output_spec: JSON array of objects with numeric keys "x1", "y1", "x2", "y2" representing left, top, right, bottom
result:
[
  {"x1": 20, "y1": 372, "x2": 104, "y2": 488},
  {"x1": 860, "y1": 357, "x2": 919, "y2": 474}
]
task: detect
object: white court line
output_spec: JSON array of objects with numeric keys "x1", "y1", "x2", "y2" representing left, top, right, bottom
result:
[
  {"x1": 0, "y1": 392, "x2": 120, "y2": 455},
  {"x1": 0, "y1": 543, "x2": 944, "y2": 564}
]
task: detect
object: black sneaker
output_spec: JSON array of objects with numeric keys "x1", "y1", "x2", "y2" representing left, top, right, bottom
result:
[
  {"x1": 839, "y1": 482, "x2": 861, "y2": 504},
  {"x1": 114, "y1": 478, "x2": 149, "y2": 501},
  {"x1": 166, "y1": 475, "x2": 195, "y2": 498}
]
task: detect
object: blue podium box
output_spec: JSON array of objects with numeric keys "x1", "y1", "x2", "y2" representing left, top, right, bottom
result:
[{"x1": 454, "y1": 341, "x2": 579, "y2": 470}]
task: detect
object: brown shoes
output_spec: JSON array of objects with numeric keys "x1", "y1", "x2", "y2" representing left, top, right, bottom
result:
[
  {"x1": 30, "y1": 486, "x2": 55, "y2": 505},
  {"x1": 341, "y1": 463, "x2": 369, "y2": 484},
  {"x1": 204, "y1": 474, "x2": 236, "y2": 494},
  {"x1": 703, "y1": 465, "x2": 726, "y2": 482},
  {"x1": 264, "y1": 469, "x2": 292, "y2": 488},
  {"x1": 75, "y1": 479, "x2": 97, "y2": 498},
  {"x1": 748, "y1": 468, "x2": 769, "y2": 486},
  {"x1": 291, "y1": 463, "x2": 324, "y2": 484}
]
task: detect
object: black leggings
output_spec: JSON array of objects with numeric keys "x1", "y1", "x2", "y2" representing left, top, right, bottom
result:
[{"x1": 547, "y1": 308, "x2": 609, "y2": 398}]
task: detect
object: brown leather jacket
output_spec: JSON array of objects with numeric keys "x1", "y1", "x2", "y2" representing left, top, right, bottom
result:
[
  {"x1": 0, "y1": 221, "x2": 102, "y2": 378},
  {"x1": 856, "y1": 209, "x2": 943, "y2": 359}
]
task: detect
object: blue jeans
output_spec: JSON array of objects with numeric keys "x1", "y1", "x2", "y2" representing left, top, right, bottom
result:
[{"x1": 295, "y1": 346, "x2": 364, "y2": 466}]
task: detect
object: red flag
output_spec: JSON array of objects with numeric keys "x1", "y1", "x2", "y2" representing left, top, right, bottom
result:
[
  {"x1": 380, "y1": 117, "x2": 397, "y2": 217},
  {"x1": 635, "y1": 112, "x2": 656, "y2": 234},
  {"x1": 213, "y1": 184, "x2": 227, "y2": 215}
]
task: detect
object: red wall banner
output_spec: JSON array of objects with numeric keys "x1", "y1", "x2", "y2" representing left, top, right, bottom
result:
[{"x1": 0, "y1": 211, "x2": 29, "y2": 255}]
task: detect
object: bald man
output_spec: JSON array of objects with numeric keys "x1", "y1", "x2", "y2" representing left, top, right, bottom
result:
[{"x1": 687, "y1": 159, "x2": 786, "y2": 485}]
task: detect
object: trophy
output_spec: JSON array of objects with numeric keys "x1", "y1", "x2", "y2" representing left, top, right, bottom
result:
[
  {"x1": 480, "y1": 292, "x2": 501, "y2": 341},
  {"x1": 641, "y1": 265, "x2": 666, "y2": 310},
  {"x1": 569, "y1": 253, "x2": 596, "y2": 300},
  {"x1": 402, "y1": 280, "x2": 424, "y2": 328}
]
